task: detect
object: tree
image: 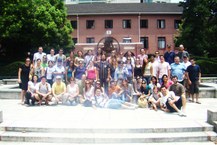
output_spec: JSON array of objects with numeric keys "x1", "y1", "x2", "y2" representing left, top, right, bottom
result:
[
  {"x1": 0, "y1": 0, "x2": 73, "y2": 61},
  {"x1": 176, "y1": 0, "x2": 217, "y2": 57}
]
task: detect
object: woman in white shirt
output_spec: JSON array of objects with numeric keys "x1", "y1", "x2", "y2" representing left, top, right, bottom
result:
[
  {"x1": 63, "y1": 77, "x2": 80, "y2": 105},
  {"x1": 25, "y1": 75, "x2": 38, "y2": 105}
]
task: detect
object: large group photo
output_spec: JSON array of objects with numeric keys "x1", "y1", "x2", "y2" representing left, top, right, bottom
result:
[{"x1": 18, "y1": 44, "x2": 201, "y2": 117}]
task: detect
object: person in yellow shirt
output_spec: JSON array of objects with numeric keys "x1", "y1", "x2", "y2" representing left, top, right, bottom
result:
[{"x1": 52, "y1": 76, "x2": 66, "y2": 104}]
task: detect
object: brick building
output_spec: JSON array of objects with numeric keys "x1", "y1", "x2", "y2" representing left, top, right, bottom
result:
[{"x1": 66, "y1": 3, "x2": 182, "y2": 55}]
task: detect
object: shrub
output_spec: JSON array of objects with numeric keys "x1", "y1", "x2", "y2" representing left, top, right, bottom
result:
[
  {"x1": 0, "y1": 61, "x2": 24, "y2": 77},
  {"x1": 196, "y1": 59, "x2": 217, "y2": 75}
]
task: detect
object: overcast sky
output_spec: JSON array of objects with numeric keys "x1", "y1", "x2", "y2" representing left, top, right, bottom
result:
[{"x1": 170, "y1": 0, "x2": 183, "y2": 3}]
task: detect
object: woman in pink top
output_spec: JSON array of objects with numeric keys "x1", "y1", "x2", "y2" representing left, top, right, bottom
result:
[
  {"x1": 86, "y1": 61, "x2": 97, "y2": 81},
  {"x1": 161, "y1": 74, "x2": 173, "y2": 89}
]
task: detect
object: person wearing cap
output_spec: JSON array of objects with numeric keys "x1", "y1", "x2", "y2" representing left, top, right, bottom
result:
[
  {"x1": 177, "y1": 44, "x2": 189, "y2": 62},
  {"x1": 74, "y1": 60, "x2": 86, "y2": 95},
  {"x1": 35, "y1": 76, "x2": 52, "y2": 105},
  {"x1": 170, "y1": 56, "x2": 186, "y2": 84},
  {"x1": 51, "y1": 76, "x2": 67, "y2": 104},
  {"x1": 53, "y1": 58, "x2": 66, "y2": 81}
]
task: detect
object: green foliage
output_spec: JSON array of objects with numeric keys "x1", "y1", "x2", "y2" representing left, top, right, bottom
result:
[
  {"x1": 196, "y1": 59, "x2": 217, "y2": 75},
  {"x1": 176, "y1": 0, "x2": 217, "y2": 57},
  {"x1": 0, "y1": 61, "x2": 24, "y2": 76},
  {"x1": 0, "y1": 0, "x2": 73, "y2": 61}
]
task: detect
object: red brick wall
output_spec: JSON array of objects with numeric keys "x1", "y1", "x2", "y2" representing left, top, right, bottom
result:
[{"x1": 68, "y1": 14, "x2": 181, "y2": 55}]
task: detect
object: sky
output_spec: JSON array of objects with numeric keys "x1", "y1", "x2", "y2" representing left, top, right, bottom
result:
[{"x1": 170, "y1": 0, "x2": 183, "y2": 3}]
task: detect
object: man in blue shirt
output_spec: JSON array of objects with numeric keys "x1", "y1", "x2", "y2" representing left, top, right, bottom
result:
[
  {"x1": 170, "y1": 56, "x2": 186, "y2": 84},
  {"x1": 164, "y1": 45, "x2": 176, "y2": 64}
]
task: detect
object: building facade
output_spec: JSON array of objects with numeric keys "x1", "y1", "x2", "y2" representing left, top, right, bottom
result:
[
  {"x1": 64, "y1": 0, "x2": 171, "y2": 4},
  {"x1": 67, "y1": 3, "x2": 182, "y2": 54}
]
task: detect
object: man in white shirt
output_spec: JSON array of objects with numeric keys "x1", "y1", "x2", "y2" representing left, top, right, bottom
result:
[
  {"x1": 47, "y1": 48, "x2": 56, "y2": 64},
  {"x1": 160, "y1": 85, "x2": 186, "y2": 117},
  {"x1": 53, "y1": 58, "x2": 66, "y2": 81},
  {"x1": 33, "y1": 47, "x2": 46, "y2": 66},
  {"x1": 55, "y1": 49, "x2": 66, "y2": 66}
]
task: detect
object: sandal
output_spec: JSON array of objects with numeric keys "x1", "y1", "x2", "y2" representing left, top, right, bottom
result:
[{"x1": 196, "y1": 101, "x2": 201, "y2": 104}]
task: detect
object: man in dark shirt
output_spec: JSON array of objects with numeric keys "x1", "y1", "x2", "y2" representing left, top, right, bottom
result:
[
  {"x1": 169, "y1": 76, "x2": 186, "y2": 113},
  {"x1": 186, "y1": 58, "x2": 201, "y2": 104},
  {"x1": 97, "y1": 54, "x2": 111, "y2": 95},
  {"x1": 164, "y1": 45, "x2": 175, "y2": 64}
]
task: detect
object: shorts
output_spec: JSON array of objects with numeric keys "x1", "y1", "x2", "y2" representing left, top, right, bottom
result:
[
  {"x1": 166, "y1": 97, "x2": 182, "y2": 112},
  {"x1": 189, "y1": 81, "x2": 199, "y2": 94}
]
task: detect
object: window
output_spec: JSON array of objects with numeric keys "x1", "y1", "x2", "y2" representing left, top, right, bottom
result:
[
  {"x1": 123, "y1": 37, "x2": 132, "y2": 43},
  {"x1": 140, "y1": 19, "x2": 148, "y2": 28},
  {"x1": 71, "y1": 20, "x2": 77, "y2": 29},
  {"x1": 157, "y1": 19, "x2": 165, "y2": 29},
  {"x1": 105, "y1": 20, "x2": 113, "y2": 29},
  {"x1": 158, "y1": 37, "x2": 166, "y2": 49},
  {"x1": 86, "y1": 20, "x2": 95, "y2": 29},
  {"x1": 86, "y1": 37, "x2": 95, "y2": 43},
  {"x1": 174, "y1": 20, "x2": 181, "y2": 29},
  {"x1": 140, "y1": 37, "x2": 149, "y2": 49},
  {"x1": 72, "y1": 38, "x2": 77, "y2": 44},
  {"x1": 123, "y1": 20, "x2": 131, "y2": 28}
]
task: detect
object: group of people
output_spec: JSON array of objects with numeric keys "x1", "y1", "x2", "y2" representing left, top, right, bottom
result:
[{"x1": 18, "y1": 44, "x2": 201, "y2": 116}]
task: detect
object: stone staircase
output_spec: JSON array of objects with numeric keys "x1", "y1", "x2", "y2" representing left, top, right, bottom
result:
[{"x1": 0, "y1": 125, "x2": 216, "y2": 144}]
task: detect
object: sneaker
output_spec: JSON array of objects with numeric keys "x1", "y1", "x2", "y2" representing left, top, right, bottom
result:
[{"x1": 178, "y1": 111, "x2": 187, "y2": 117}]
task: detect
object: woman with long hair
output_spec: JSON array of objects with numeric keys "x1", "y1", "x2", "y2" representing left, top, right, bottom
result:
[
  {"x1": 86, "y1": 60, "x2": 97, "y2": 81},
  {"x1": 18, "y1": 57, "x2": 31, "y2": 104},
  {"x1": 161, "y1": 74, "x2": 173, "y2": 89},
  {"x1": 65, "y1": 60, "x2": 75, "y2": 84},
  {"x1": 74, "y1": 50, "x2": 84, "y2": 67}
]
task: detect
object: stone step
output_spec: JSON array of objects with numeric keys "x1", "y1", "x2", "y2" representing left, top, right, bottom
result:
[
  {"x1": 1, "y1": 131, "x2": 216, "y2": 143},
  {"x1": 3, "y1": 126, "x2": 214, "y2": 133},
  {"x1": 0, "y1": 142, "x2": 216, "y2": 145}
]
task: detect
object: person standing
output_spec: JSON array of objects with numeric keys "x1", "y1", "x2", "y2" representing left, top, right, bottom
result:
[
  {"x1": 33, "y1": 46, "x2": 46, "y2": 66},
  {"x1": 47, "y1": 48, "x2": 56, "y2": 64},
  {"x1": 177, "y1": 44, "x2": 189, "y2": 62},
  {"x1": 164, "y1": 45, "x2": 175, "y2": 64},
  {"x1": 97, "y1": 54, "x2": 111, "y2": 95},
  {"x1": 170, "y1": 56, "x2": 186, "y2": 84},
  {"x1": 55, "y1": 49, "x2": 66, "y2": 66},
  {"x1": 18, "y1": 57, "x2": 31, "y2": 104},
  {"x1": 157, "y1": 55, "x2": 171, "y2": 84},
  {"x1": 186, "y1": 58, "x2": 201, "y2": 104}
]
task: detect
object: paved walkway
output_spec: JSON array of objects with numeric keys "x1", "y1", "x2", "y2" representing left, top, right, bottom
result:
[{"x1": 0, "y1": 98, "x2": 216, "y2": 129}]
